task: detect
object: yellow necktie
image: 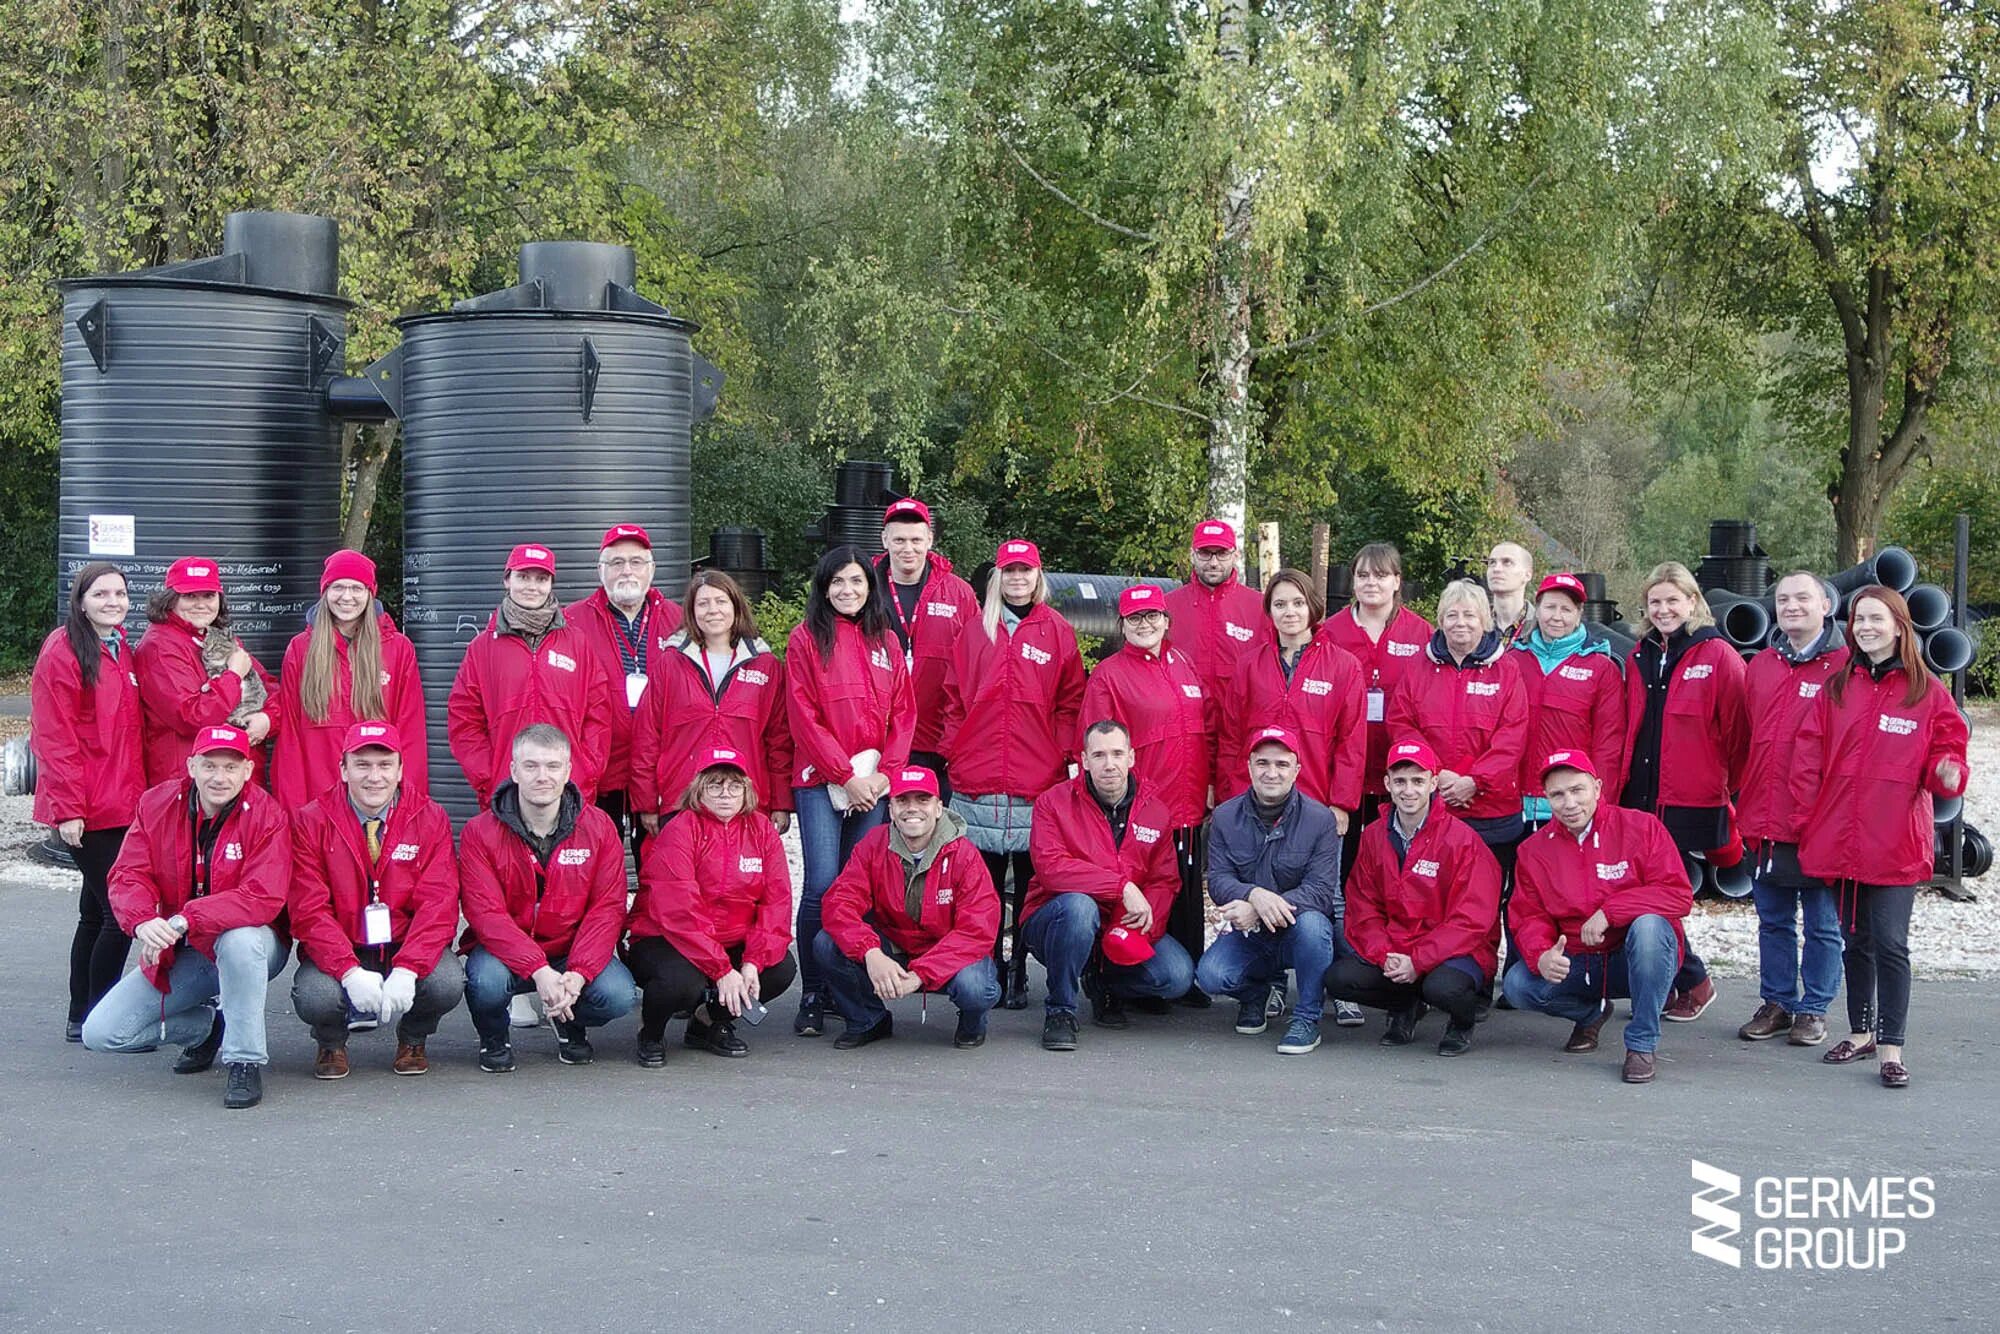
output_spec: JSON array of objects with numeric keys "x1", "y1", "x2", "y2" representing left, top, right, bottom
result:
[{"x1": 364, "y1": 818, "x2": 383, "y2": 862}]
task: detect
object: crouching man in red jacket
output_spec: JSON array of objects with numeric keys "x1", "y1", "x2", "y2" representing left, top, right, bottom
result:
[
  {"x1": 459, "y1": 724, "x2": 636, "y2": 1072},
  {"x1": 1502, "y1": 749, "x2": 1694, "y2": 1084},
  {"x1": 288, "y1": 723, "x2": 463, "y2": 1080},
  {"x1": 813, "y1": 766, "x2": 1001, "y2": 1049},
  {"x1": 1327, "y1": 738, "x2": 1502, "y2": 1057},
  {"x1": 83, "y1": 725, "x2": 291, "y2": 1110}
]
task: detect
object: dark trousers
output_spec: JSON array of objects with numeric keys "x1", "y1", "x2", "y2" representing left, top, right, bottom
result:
[
  {"x1": 68, "y1": 827, "x2": 132, "y2": 1024},
  {"x1": 1839, "y1": 883, "x2": 1917, "y2": 1046},
  {"x1": 981, "y1": 849, "x2": 1034, "y2": 982},
  {"x1": 594, "y1": 788, "x2": 648, "y2": 866},
  {"x1": 910, "y1": 751, "x2": 952, "y2": 805},
  {"x1": 1326, "y1": 954, "x2": 1484, "y2": 1027},
  {"x1": 1170, "y1": 824, "x2": 1208, "y2": 966},
  {"x1": 1486, "y1": 828, "x2": 1523, "y2": 991},
  {"x1": 1337, "y1": 795, "x2": 1385, "y2": 893},
  {"x1": 627, "y1": 935, "x2": 798, "y2": 1039}
]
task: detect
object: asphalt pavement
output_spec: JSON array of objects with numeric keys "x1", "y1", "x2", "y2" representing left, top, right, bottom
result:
[{"x1": 1, "y1": 874, "x2": 1994, "y2": 1333}]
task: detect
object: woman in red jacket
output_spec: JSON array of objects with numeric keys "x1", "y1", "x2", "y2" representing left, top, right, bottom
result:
[
  {"x1": 1617, "y1": 561, "x2": 1746, "y2": 1021},
  {"x1": 1511, "y1": 573, "x2": 1626, "y2": 831},
  {"x1": 938, "y1": 540, "x2": 1086, "y2": 1007},
  {"x1": 786, "y1": 545, "x2": 916, "y2": 1036},
  {"x1": 631, "y1": 570, "x2": 792, "y2": 837},
  {"x1": 1793, "y1": 587, "x2": 1969, "y2": 1088},
  {"x1": 134, "y1": 556, "x2": 277, "y2": 785},
  {"x1": 1322, "y1": 543, "x2": 1433, "y2": 875},
  {"x1": 1079, "y1": 583, "x2": 1216, "y2": 989},
  {"x1": 1219, "y1": 568, "x2": 1366, "y2": 815},
  {"x1": 271, "y1": 550, "x2": 429, "y2": 809},
  {"x1": 32, "y1": 562, "x2": 144, "y2": 1039},
  {"x1": 627, "y1": 748, "x2": 797, "y2": 1067}
]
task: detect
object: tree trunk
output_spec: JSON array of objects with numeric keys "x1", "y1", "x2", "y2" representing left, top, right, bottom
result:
[
  {"x1": 1207, "y1": 0, "x2": 1253, "y2": 545},
  {"x1": 342, "y1": 422, "x2": 397, "y2": 550}
]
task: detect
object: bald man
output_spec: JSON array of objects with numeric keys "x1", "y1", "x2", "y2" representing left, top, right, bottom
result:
[{"x1": 1486, "y1": 543, "x2": 1534, "y2": 647}]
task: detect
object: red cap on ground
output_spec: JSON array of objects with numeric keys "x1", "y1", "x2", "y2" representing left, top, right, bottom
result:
[
  {"x1": 506, "y1": 543, "x2": 556, "y2": 574},
  {"x1": 165, "y1": 557, "x2": 222, "y2": 595}
]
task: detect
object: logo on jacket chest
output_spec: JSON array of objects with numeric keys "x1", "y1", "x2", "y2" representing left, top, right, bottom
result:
[
  {"x1": 1131, "y1": 823, "x2": 1162, "y2": 845},
  {"x1": 1683, "y1": 664, "x2": 1714, "y2": 681},
  {"x1": 1411, "y1": 858, "x2": 1440, "y2": 878},
  {"x1": 221, "y1": 842, "x2": 243, "y2": 862},
  {"x1": 1798, "y1": 682, "x2": 1823, "y2": 699},
  {"x1": 1020, "y1": 643, "x2": 1052, "y2": 666},
  {"x1": 1558, "y1": 665, "x2": 1596, "y2": 682},
  {"x1": 934, "y1": 885, "x2": 954, "y2": 906},
  {"x1": 1466, "y1": 681, "x2": 1500, "y2": 697},
  {"x1": 546, "y1": 651, "x2": 577, "y2": 672},
  {"x1": 556, "y1": 848, "x2": 590, "y2": 866},
  {"x1": 1388, "y1": 641, "x2": 1420, "y2": 657},
  {"x1": 1225, "y1": 622, "x2": 1254, "y2": 642},
  {"x1": 1300, "y1": 678, "x2": 1332, "y2": 696},
  {"x1": 1181, "y1": 684, "x2": 1203, "y2": 699},
  {"x1": 1878, "y1": 714, "x2": 1918, "y2": 737},
  {"x1": 737, "y1": 668, "x2": 769, "y2": 687},
  {"x1": 390, "y1": 843, "x2": 420, "y2": 862},
  {"x1": 738, "y1": 856, "x2": 763, "y2": 873},
  {"x1": 1595, "y1": 859, "x2": 1631, "y2": 881},
  {"x1": 870, "y1": 648, "x2": 892, "y2": 671},
  {"x1": 926, "y1": 602, "x2": 959, "y2": 619}
]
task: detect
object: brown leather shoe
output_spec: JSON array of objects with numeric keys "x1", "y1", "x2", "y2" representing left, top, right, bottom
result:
[
  {"x1": 1563, "y1": 999, "x2": 1614, "y2": 1053},
  {"x1": 392, "y1": 1042, "x2": 429, "y2": 1076},
  {"x1": 1879, "y1": 1060, "x2": 1909, "y2": 1089},
  {"x1": 1621, "y1": 1049, "x2": 1656, "y2": 1083},
  {"x1": 1822, "y1": 1037, "x2": 1877, "y2": 1065},
  {"x1": 314, "y1": 1046, "x2": 350, "y2": 1080},
  {"x1": 1787, "y1": 1014, "x2": 1827, "y2": 1046},
  {"x1": 1737, "y1": 1002, "x2": 1790, "y2": 1041}
]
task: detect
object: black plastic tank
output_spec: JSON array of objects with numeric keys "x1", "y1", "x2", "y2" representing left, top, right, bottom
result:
[
  {"x1": 1044, "y1": 572, "x2": 1184, "y2": 656},
  {"x1": 381, "y1": 241, "x2": 722, "y2": 820},
  {"x1": 55, "y1": 211, "x2": 349, "y2": 663}
]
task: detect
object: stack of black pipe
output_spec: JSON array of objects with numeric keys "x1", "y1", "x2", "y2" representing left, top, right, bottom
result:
[
  {"x1": 701, "y1": 526, "x2": 773, "y2": 602},
  {"x1": 803, "y1": 459, "x2": 896, "y2": 553}
]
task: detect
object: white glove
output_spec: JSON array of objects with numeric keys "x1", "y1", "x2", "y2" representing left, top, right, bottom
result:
[
  {"x1": 341, "y1": 967, "x2": 386, "y2": 1018},
  {"x1": 379, "y1": 968, "x2": 418, "y2": 1027}
]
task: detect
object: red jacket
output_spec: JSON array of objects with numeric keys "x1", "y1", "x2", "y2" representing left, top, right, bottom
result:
[
  {"x1": 563, "y1": 587, "x2": 685, "y2": 795},
  {"x1": 1163, "y1": 572, "x2": 1267, "y2": 701},
  {"x1": 1217, "y1": 635, "x2": 1367, "y2": 810},
  {"x1": 875, "y1": 553, "x2": 978, "y2": 751},
  {"x1": 30, "y1": 628, "x2": 144, "y2": 831},
  {"x1": 1078, "y1": 642, "x2": 1215, "y2": 828},
  {"x1": 1385, "y1": 637, "x2": 1529, "y2": 821},
  {"x1": 784, "y1": 619, "x2": 915, "y2": 787},
  {"x1": 1344, "y1": 805, "x2": 1503, "y2": 977},
  {"x1": 133, "y1": 617, "x2": 278, "y2": 785},
  {"x1": 1512, "y1": 640, "x2": 1626, "y2": 804},
  {"x1": 108, "y1": 778, "x2": 292, "y2": 990},
  {"x1": 1020, "y1": 774, "x2": 1180, "y2": 937},
  {"x1": 1509, "y1": 803, "x2": 1692, "y2": 975},
  {"x1": 629, "y1": 807, "x2": 793, "y2": 976},
  {"x1": 457, "y1": 795, "x2": 628, "y2": 980},
  {"x1": 1739, "y1": 637, "x2": 1851, "y2": 846},
  {"x1": 821, "y1": 821, "x2": 1000, "y2": 988},
  {"x1": 630, "y1": 635, "x2": 793, "y2": 815},
  {"x1": 1792, "y1": 663, "x2": 1970, "y2": 887},
  {"x1": 446, "y1": 615, "x2": 617, "y2": 806},
  {"x1": 288, "y1": 785, "x2": 459, "y2": 979},
  {"x1": 938, "y1": 603, "x2": 1086, "y2": 799},
  {"x1": 270, "y1": 621, "x2": 429, "y2": 809},
  {"x1": 1321, "y1": 606, "x2": 1434, "y2": 794},
  {"x1": 1619, "y1": 630, "x2": 1749, "y2": 809}
]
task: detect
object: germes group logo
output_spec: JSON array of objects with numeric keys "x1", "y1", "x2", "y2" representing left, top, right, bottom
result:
[{"x1": 1690, "y1": 1159, "x2": 1934, "y2": 1270}]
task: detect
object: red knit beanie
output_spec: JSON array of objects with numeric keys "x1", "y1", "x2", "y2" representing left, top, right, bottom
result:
[{"x1": 320, "y1": 549, "x2": 378, "y2": 596}]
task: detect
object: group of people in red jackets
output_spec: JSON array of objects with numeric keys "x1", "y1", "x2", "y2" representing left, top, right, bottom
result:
[{"x1": 31, "y1": 506, "x2": 1969, "y2": 1106}]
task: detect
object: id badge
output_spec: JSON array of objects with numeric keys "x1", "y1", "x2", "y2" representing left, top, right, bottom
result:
[
  {"x1": 626, "y1": 671, "x2": 648, "y2": 709},
  {"x1": 904, "y1": 646, "x2": 914, "y2": 671},
  {"x1": 363, "y1": 901, "x2": 393, "y2": 946},
  {"x1": 1366, "y1": 688, "x2": 1385, "y2": 723}
]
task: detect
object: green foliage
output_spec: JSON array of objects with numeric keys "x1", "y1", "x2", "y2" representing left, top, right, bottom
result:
[
  {"x1": 750, "y1": 586, "x2": 808, "y2": 658},
  {"x1": 1886, "y1": 468, "x2": 2000, "y2": 607}
]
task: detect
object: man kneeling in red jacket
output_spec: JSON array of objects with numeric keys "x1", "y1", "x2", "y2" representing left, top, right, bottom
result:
[
  {"x1": 813, "y1": 766, "x2": 1001, "y2": 1049},
  {"x1": 1502, "y1": 749, "x2": 1694, "y2": 1084},
  {"x1": 288, "y1": 723, "x2": 463, "y2": 1080},
  {"x1": 1327, "y1": 738, "x2": 1501, "y2": 1057},
  {"x1": 83, "y1": 725, "x2": 291, "y2": 1110}
]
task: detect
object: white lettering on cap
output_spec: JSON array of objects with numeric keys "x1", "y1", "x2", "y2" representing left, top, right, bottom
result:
[
  {"x1": 188, "y1": 565, "x2": 212, "y2": 577},
  {"x1": 526, "y1": 547, "x2": 549, "y2": 560}
]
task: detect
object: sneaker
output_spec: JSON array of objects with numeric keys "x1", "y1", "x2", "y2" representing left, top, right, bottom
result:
[
  {"x1": 174, "y1": 1012, "x2": 224, "y2": 1074},
  {"x1": 1787, "y1": 1014, "x2": 1828, "y2": 1046},
  {"x1": 222, "y1": 1061, "x2": 263, "y2": 1109},
  {"x1": 1437, "y1": 1021, "x2": 1474, "y2": 1057},
  {"x1": 1264, "y1": 981, "x2": 1289, "y2": 1019},
  {"x1": 391, "y1": 1042, "x2": 429, "y2": 1076},
  {"x1": 832, "y1": 1015, "x2": 893, "y2": 1050},
  {"x1": 685, "y1": 1013, "x2": 749, "y2": 1058},
  {"x1": 509, "y1": 992, "x2": 544, "y2": 1028},
  {"x1": 1662, "y1": 976, "x2": 1716, "y2": 1023},
  {"x1": 793, "y1": 992, "x2": 826, "y2": 1037},
  {"x1": 1234, "y1": 998, "x2": 1268, "y2": 1035},
  {"x1": 554, "y1": 1021, "x2": 594, "y2": 1065},
  {"x1": 478, "y1": 1036, "x2": 516, "y2": 1073},
  {"x1": 64, "y1": 1020, "x2": 84, "y2": 1044},
  {"x1": 1563, "y1": 999, "x2": 1614, "y2": 1053},
  {"x1": 313, "y1": 1045, "x2": 350, "y2": 1080},
  {"x1": 1737, "y1": 1002, "x2": 1791, "y2": 1041},
  {"x1": 1332, "y1": 1000, "x2": 1366, "y2": 1028},
  {"x1": 635, "y1": 1036, "x2": 667, "y2": 1069},
  {"x1": 953, "y1": 1011, "x2": 988, "y2": 1049},
  {"x1": 1041, "y1": 1011, "x2": 1079, "y2": 1052},
  {"x1": 1621, "y1": 1049, "x2": 1657, "y2": 1083},
  {"x1": 1275, "y1": 1016, "x2": 1321, "y2": 1055},
  {"x1": 1381, "y1": 1005, "x2": 1419, "y2": 1046}
]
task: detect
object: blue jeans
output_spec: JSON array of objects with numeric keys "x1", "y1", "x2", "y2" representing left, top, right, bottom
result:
[
  {"x1": 793, "y1": 784, "x2": 890, "y2": 996},
  {"x1": 811, "y1": 930, "x2": 1000, "y2": 1033},
  {"x1": 1021, "y1": 892, "x2": 1196, "y2": 1014},
  {"x1": 1502, "y1": 913, "x2": 1678, "y2": 1054},
  {"x1": 1752, "y1": 877, "x2": 1842, "y2": 1016},
  {"x1": 463, "y1": 947, "x2": 637, "y2": 1042},
  {"x1": 82, "y1": 925, "x2": 287, "y2": 1066},
  {"x1": 1194, "y1": 909, "x2": 1335, "y2": 1025}
]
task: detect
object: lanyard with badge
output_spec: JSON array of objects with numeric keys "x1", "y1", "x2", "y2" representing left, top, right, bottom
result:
[
  {"x1": 1366, "y1": 666, "x2": 1386, "y2": 724},
  {"x1": 614, "y1": 607, "x2": 650, "y2": 710},
  {"x1": 361, "y1": 817, "x2": 394, "y2": 947},
  {"x1": 891, "y1": 581, "x2": 923, "y2": 669}
]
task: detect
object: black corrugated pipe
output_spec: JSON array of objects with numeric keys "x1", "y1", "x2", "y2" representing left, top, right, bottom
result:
[
  {"x1": 1829, "y1": 546, "x2": 1918, "y2": 607},
  {"x1": 1706, "y1": 588, "x2": 1772, "y2": 649}
]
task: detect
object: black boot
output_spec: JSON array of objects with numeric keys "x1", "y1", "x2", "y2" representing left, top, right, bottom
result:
[{"x1": 174, "y1": 1012, "x2": 224, "y2": 1074}]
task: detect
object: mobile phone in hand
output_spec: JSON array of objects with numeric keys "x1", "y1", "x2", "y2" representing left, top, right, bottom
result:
[{"x1": 739, "y1": 997, "x2": 768, "y2": 1026}]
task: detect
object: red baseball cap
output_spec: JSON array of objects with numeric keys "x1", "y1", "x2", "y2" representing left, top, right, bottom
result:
[
  {"x1": 341, "y1": 721, "x2": 402, "y2": 755},
  {"x1": 699, "y1": 745, "x2": 748, "y2": 772},
  {"x1": 1101, "y1": 923, "x2": 1156, "y2": 967},
  {"x1": 1386, "y1": 738, "x2": 1441, "y2": 773},
  {"x1": 995, "y1": 539, "x2": 1041, "y2": 569},
  {"x1": 1118, "y1": 585, "x2": 1167, "y2": 618},
  {"x1": 601, "y1": 523, "x2": 651, "y2": 551},
  {"x1": 506, "y1": 543, "x2": 556, "y2": 574},
  {"x1": 191, "y1": 724, "x2": 251, "y2": 758},
  {"x1": 883, "y1": 498, "x2": 933, "y2": 527},
  {"x1": 1537, "y1": 572, "x2": 1587, "y2": 605},
  {"x1": 320, "y1": 549, "x2": 378, "y2": 596},
  {"x1": 165, "y1": 557, "x2": 222, "y2": 595},
  {"x1": 1540, "y1": 749, "x2": 1600, "y2": 783},
  {"x1": 1248, "y1": 725, "x2": 1301, "y2": 757},
  {"x1": 1190, "y1": 519, "x2": 1237, "y2": 550},
  {"x1": 887, "y1": 766, "x2": 941, "y2": 799}
]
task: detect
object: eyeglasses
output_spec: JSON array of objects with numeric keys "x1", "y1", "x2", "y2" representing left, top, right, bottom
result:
[
  {"x1": 600, "y1": 557, "x2": 654, "y2": 572},
  {"x1": 708, "y1": 777, "x2": 748, "y2": 794},
  {"x1": 1124, "y1": 611, "x2": 1168, "y2": 625}
]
